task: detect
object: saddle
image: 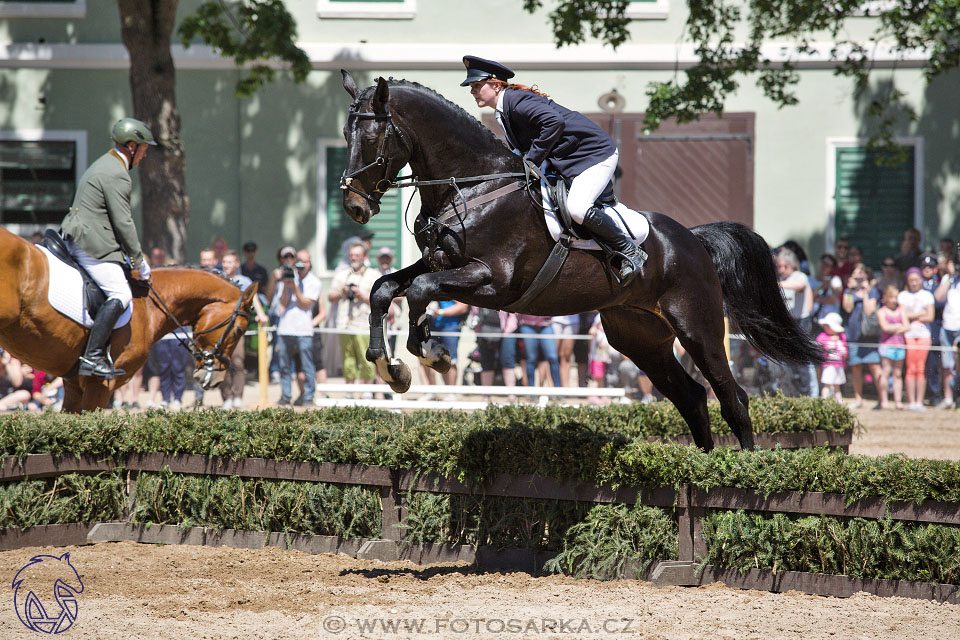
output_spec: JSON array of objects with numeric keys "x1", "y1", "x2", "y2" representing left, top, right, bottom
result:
[
  {"x1": 41, "y1": 230, "x2": 146, "y2": 320},
  {"x1": 545, "y1": 173, "x2": 616, "y2": 241},
  {"x1": 43, "y1": 229, "x2": 108, "y2": 317}
]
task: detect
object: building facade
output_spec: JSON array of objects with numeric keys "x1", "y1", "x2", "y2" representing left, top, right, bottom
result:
[{"x1": 1, "y1": 0, "x2": 957, "y2": 273}]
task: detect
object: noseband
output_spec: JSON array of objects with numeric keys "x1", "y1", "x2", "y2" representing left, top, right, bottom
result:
[
  {"x1": 147, "y1": 282, "x2": 250, "y2": 373},
  {"x1": 340, "y1": 104, "x2": 410, "y2": 205}
]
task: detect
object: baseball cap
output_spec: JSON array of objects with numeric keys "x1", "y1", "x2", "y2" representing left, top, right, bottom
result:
[
  {"x1": 242, "y1": 241, "x2": 257, "y2": 251},
  {"x1": 279, "y1": 245, "x2": 296, "y2": 258},
  {"x1": 378, "y1": 247, "x2": 394, "y2": 258},
  {"x1": 921, "y1": 253, "x2": 937, "y2": 268},
  {"x1": 358, "y1": 230, "x2": 375, "y2": 241}
]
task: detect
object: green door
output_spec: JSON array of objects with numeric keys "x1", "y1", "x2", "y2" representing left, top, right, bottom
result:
[
  {"x1": 324, "y1": 146, "x2": 403, "y2": 270},
  {"x1": 834, "y1": 146, "x2": 915, "y2": 270}
]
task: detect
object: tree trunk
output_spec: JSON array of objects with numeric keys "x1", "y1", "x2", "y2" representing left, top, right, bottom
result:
[{"x1": 117, "y1": 0, "x2": 189, "y2": 262}]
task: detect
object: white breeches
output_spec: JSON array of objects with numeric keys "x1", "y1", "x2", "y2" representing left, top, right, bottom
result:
[
  {"x1": 64, "y1": 239, "x2": 132, "y2": 307},
  {"x1": 565, "y1": 150, "x2": 619, "y2": 224}
]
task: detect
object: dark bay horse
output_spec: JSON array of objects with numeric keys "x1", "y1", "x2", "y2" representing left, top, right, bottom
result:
[
  {"x1": 339, "y1": 71, "x2": 822, "y2": 451},
  {"x1": 0, "y1": 226, "x2": 256, "y2": 412}
]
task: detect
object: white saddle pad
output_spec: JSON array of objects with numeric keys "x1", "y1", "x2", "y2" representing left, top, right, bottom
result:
[
  {"x1": 38, "y1": 246, "x2": 132, "y2": 329},
  {"x1": 541, "y1": 182, "x2": 650, "y2": 250}
]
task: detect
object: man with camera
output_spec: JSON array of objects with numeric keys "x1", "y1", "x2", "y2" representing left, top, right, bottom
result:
[
  {"x1": 271, "y1": 248, "x2": 322, "y2": 406},
  {"x1": 328, "y1": 241, "x2": 380, "y2": 392}
]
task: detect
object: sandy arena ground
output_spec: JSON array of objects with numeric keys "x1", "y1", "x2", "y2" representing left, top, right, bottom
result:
[{"x1": 1, "y1": 402, "x2": 958, "y2": 639}]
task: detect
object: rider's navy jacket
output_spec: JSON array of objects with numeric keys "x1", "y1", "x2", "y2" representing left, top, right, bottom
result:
[{"x1": 498, "y1": 88, "x2": 617, "y2": 178}]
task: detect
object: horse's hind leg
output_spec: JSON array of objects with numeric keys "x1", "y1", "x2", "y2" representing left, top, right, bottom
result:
[
  {"x1": 660, "y1": 295, "x2": 755, "y2": 450},
  {"x1": 601, "y1": 308, "x2": 714, "y2": 451}
]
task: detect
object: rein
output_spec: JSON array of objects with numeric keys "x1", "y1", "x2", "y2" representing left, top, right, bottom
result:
[{"x1": 146, "y1": 280, "x2": 249, "y2": 371}]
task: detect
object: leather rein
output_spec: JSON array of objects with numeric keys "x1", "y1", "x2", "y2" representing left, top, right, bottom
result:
[
  {"x1": 339, "y1": 105, "x2": 533, "y2": 221},
  {"x1": 146, "y1": 280, "x2": 250, "y2": 373}
]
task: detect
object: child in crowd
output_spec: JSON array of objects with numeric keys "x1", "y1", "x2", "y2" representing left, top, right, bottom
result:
[
  {"x1": 816, "y1": 312, "x2": 848, "y2": 402},
  {"x1": 877, "y1": 285, "x2": 909, "y2": 410},
  {"x1": 587, "y1": 314, "x2": 613, "y2": 404}
]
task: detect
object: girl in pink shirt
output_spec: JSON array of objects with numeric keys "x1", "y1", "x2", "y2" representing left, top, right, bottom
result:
[{"x1": 815, "y1": 313, "x2": 848, "y2": 402}]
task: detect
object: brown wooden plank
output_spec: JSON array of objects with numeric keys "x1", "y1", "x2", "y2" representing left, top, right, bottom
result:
[
  {"x1": 0, "y1": 523, "x2": 97, "y2": 550},
  {"x1": 649, "y1": 429, "x2": 852, "y2": 450},
  {"x1": 0, "y1": 454, "x2": 116, "y2": 481},
  {"x1": 123, "y1": 453, "x2": 393, "y2": 486},
  {"x1": 691, "y1": 487, "x2": 960, "y2": 525},
  {"x1": 397, "y1": 470, "x2": 676, "y2": 507}
]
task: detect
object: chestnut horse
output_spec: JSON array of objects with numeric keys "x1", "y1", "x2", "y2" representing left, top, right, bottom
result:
[
  {"x1": 339, "y1": 73, "x2": 823, "y2": 451},
  {"x1": 0, "y1": 226, "x2": 256, "y2": 412}
]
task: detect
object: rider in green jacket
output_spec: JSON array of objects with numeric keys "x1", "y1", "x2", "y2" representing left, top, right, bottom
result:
[{"x1": 60, "y1": 118, "x2": 155, "y2": 379}]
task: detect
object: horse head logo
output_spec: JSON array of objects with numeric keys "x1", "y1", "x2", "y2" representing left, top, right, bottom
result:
[{"x1": 12, "y1": 552, "x2": 84, "y2": 634}]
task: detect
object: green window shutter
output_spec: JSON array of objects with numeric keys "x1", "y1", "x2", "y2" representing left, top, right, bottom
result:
[
  {"x1": 834, "y1": 146, "x2": 915, "y2": 270},
  {"x1": 0, "y1": 140, "x2": 76, "y2": 225},
  {"x1": 325, "y1": 146, "x2": 402, "y2": 270}
]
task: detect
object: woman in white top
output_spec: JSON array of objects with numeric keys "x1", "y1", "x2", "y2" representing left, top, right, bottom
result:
[
  {"x1": 898, "y1": 267, "x2": 935, "y2": 410},
  {"x1": 934, "y1": 257, "x2": 960, "y2": 408}
]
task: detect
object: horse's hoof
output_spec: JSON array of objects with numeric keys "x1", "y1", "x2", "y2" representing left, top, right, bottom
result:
[
  {"x1": 433, "y1": 354, "x2": 452, "y2": 375},
  {"x1": 388, "y1": 363, "x2": 412, "y2": 394}
]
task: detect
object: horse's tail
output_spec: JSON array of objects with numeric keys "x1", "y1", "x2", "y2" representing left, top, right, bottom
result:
[{"x1": 690, "y1": 221, "x2": 824, "y2": 365}]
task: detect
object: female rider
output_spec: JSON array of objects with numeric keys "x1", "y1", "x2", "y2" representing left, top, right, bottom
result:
[{"x1": 461, "y1": 55, "x2": 643, "y2": 285}]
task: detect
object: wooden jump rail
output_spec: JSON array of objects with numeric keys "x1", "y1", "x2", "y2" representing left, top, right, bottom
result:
[{"x1": 2, "y1": 443, "x2": 954, "y2": 604}]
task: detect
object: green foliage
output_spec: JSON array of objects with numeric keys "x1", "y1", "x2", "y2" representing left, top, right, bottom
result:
[
  {"x1": 0, "y1": 472, "x2": 125, "y2": 528},
  {"x1": 130, "y1": 468, "x2": 381, "y2": 538},
  {"x1": 178, "y1": 0, "x2": 311, "y2": 97},
  {"x1": 526, "y1": 0, "x2": 960, "y2": 151},
  {"x1": 544, "y1": 503, "x2": 678, "y2": 579},
  {"x1": 703, "y1": 510, "x2": 960, "y2": 585}
]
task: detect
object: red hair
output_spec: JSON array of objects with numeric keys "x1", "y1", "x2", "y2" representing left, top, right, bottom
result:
[{"x1": 489, "y1": 79, "x2": 550, "y2": 98}]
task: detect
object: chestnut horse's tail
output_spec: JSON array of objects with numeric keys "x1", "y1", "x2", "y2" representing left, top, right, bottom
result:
[{"x1": 690, "y1": 221, "x2": 824, "y2": 366}]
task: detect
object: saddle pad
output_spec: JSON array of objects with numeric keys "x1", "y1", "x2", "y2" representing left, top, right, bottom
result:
[
  {"x1": 540, "y1": 181, "x2": 650, "y2": 250},
  {"x1": 38, "y1": 246, "x2": 132, "y2": 329}
]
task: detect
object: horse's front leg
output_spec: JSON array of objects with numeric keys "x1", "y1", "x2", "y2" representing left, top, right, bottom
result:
[
  {"x1": 404, "y1": 262, "x2": 493, "y2": 382},
  {"x1": 366, "y1": 260, "x2": 429, "y2": 393}
]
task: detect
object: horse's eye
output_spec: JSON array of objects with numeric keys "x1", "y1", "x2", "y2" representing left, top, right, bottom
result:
[{"x1": 362, "y1": 135, "x2": 378, "y2": 145}]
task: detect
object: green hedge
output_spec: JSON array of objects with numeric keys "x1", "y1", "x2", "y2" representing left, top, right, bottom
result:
[{"x1": 3, "y1": 399, "x2": 958, "y2": 585}]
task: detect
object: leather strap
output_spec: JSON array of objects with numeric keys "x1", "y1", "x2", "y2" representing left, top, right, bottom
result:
[{"x1": 502, "y1": 236, "x2": 572, "y2": 313}]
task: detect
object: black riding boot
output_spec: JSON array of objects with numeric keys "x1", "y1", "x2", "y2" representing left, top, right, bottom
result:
[
  {"x1": 77, "y1": 298, "x2": 127, "y2": 380},
  {"x1": 581, "y1": 205, "x2": 644, "y2": 285}
]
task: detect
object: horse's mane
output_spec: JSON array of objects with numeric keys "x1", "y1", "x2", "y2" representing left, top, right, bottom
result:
[
  {"x1": 153, "y1": 265, "x2": 241, "y2": 290},
  {"x1": 360, "y1": 77, "x2": 506, "y2": 152}
]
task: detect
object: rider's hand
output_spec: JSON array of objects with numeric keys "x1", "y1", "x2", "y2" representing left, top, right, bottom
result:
[{"x1": 136, "y1": 260, "x2": 151, "y2": 281}]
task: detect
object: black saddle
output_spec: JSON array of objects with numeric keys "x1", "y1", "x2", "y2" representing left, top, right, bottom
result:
[
  {"x1": 544, "y1": 173, "x2": 616, "y2": 240},
  {"x1": 42, "y1": 229, "x2": 110, "y2": 319}
]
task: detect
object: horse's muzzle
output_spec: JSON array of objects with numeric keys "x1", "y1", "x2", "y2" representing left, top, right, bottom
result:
[
  {"x1": 194, "y1": 367, "x2": 225, "y2": 390},
  {"x1": 344, "y1": 198, "x2": 376, "y2": 224}
]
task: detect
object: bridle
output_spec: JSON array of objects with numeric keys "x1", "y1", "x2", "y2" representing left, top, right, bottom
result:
[
  {"x1": 146, "y1": 280, "x2": 250, "y2": 381},
  {"x1": 339, "y1": 103, "x2": 411, "y2": 205}
]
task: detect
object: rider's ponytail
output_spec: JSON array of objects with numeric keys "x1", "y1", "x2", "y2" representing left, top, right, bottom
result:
[{"x1": 490, "y1": 79, "x2": 550, "y2": 98}]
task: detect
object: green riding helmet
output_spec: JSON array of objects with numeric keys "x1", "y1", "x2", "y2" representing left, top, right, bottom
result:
[{"x1": 110, "y1": 117, "x2": 157, "y2": 147}]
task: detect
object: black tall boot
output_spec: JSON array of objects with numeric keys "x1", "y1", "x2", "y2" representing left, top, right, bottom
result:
[
  {"x1": 77, "y1": 298, "x2": 127, "y2": 380},
  {"x1": 581, "y1": 206, "x2": 644, "y2": 286}
]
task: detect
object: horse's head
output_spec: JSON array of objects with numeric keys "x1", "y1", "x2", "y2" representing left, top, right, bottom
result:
[
  {"x1": 340, "y1": 70, "x2": 413, "y2": 224},
  {"x1": 191, "y1": 282, "x2": 258, "y2": 390}
]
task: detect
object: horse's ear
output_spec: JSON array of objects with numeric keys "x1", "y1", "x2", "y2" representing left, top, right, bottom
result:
[
  {"x1": 374, "y1": 76, "x2": 390, "y2": 111},
  {"x1": 341, "y1": 69, "x2": 359, "y2": 99},
  {"x1": 242, "y1": 282, "x2": 258, "y2": 307}
]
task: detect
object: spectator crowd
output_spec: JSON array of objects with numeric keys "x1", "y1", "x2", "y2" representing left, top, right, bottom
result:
[{"x1": 8, "y1": 225, "x2": 957, "y2": 412}]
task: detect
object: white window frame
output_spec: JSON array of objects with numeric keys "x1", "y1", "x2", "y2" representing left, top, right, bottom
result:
[
  {"x1": 625, "y1": 0, "x2": 669, "y2": 20},
  {"x1": 0, "y1": 129, "x2": 87, "y2": 236},
  {"x1": 316, "y1": 0, "x2": 416, "y2": 20},
  {"x1": 0, "y1": 0, "x2": 86, "y2": 19},
  {"x1": 824, "y1": 136, "x2": 923, "y2": 251},
  {"x1": 316, "y1": 138, "x2": 416, "y2": 275}
]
